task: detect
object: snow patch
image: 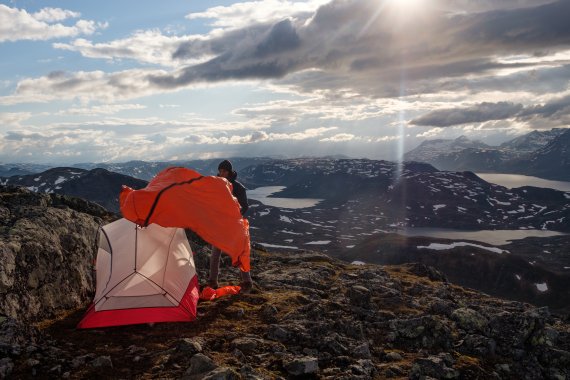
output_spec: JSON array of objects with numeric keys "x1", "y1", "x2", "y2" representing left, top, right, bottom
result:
[
  {"x1": 259, "y1": 243, "x2": 298, "y2": 250},
  {"x1": 280, "y1": 215, "x2": 293, "y2": 223},
  {"x1": 54, "y1": 176, "x2": 67, "y2": 185},
  {"x1": 515, "y1": 274, "x2": 521, "y2": 280},
  {"x1": 305, "y1": 240, "x2": 331, "y2": 245},
  {"x1": 351, "y1": 261, "x2": 366, "y2": 265},
  {"x1": 433, "y1": 204, "x2": 446, "y2": 211},
  {"x1": 535, "y1": 283, "x2": 548, "y2": 292}
]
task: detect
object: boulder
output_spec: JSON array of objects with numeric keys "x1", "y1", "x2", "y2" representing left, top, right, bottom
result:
[{"x1": 284, "y1": 356, "x2": 319, "y2": 376}]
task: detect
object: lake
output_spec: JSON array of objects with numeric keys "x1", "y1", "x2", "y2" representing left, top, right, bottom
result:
[
  {"x1": 476, "y1": 173, "x2": 570, "y2": 192},
  {"x1": 398, "y1": 227, "x2": 566, "y2": 246},
  {"x1": 248, "y1": 186, "x2": 323, "y2": 209}
]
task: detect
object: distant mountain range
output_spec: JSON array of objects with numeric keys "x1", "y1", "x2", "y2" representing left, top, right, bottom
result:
[
  {"x1": 405, "y1": 128, "x2": 570, "y2": 180},
  {"x1": 0, "y1": 163, "x2": 52, "y2": 177},
  {"x1": 0, "y1": 167, "x2": 147, "y2": 212},
  {"x1": 73, "y1": 157, "x2": 274, "y2": 180}
]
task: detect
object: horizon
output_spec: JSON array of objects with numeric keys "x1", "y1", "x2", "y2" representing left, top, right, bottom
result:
[
  {"x1": 2, "y1": 0, "x2": 570, "y2": 164},
  {"x1": 0, "y1": 128, "x2": 566, "y2": 166}
]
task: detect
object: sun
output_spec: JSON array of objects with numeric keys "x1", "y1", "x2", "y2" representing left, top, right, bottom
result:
[
  {"x1": 383, "y1": 0, "x2": 432, "y2": 25},
  {"x1": 388, "y1": 0, "x2": 424, "y2": 10}
]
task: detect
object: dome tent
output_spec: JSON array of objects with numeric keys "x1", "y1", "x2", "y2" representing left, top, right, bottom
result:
[
  {"x1": 78, "y1": 218, "x2": 199, "y2": 329},
  {"x1": 78, "y1": 166, "x2": 250, "y2": 328}
]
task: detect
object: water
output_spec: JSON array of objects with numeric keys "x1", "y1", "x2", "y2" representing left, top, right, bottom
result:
[
  {"x1": 248, "y1": 186, "x2": 323, "y2": 209},
  {"x1": 398, "y1": 227, "x2": 565, "y2": 246},
  {"x1": 476, "y1": 173, "x2": 570, "y2": 192}
]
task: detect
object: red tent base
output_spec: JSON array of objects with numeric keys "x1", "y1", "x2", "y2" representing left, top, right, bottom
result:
[{"x1": 77, "y1": 275, "x2": 199, "y2": 329}]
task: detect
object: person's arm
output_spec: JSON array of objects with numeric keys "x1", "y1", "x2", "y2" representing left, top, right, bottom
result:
[{"x1": 234, "y1": 184, "x2": 249, "y2": 216}]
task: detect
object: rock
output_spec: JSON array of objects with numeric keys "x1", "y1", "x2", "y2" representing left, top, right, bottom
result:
[
  {"x1": 240, "y1": 364, "x2": 265, "y2": 380},
  {"x1": 231, "y1": 337, "x2": 261, "y2": 354},
  {"x1": 71, "y1": 354, "x2": 95, "y2": 369},
  {"x1": 353, "y1": 343, "x2": 371, "y2": 358},
  {"x1": 26, "y1": 358, "x2": 40, "y2": 367},
  {"x1": 0, "y1": 357, "x2": 14, "y2": 379},
  {"x1": 452, "y1": 308, "x2": 488, "y2": 333},
  {"x1": 385, "y1": 352, "x2": 403, "y2": 361},
  {"x1": 177, "y1": 338, "x2": 202, "y2": 355},
  {"x1": 410, "y1": 355, "x2": 459, "y2": 379},
  {"x1": 347, "y1": 285, "x2": 371, "y2": 307},
  {"x1": 350, "y1": 359, "x2": 375, "y2": 376},
  {"x1": 489, "y1": 310, "x2": 545, "y2": 353},
  {"x1": 91, "y1": 355, "x2": 113, "y2": 368},
  {"x1": 185, "y1": 353, "x2": 218, "y2": 376},
  {"x1": 407, "y1": 263, "x2": 448, "y2": 282},
  {"x1": 284, "y1": 356, "x2": 319, "y2": 376},
  {"x1": 267, "y1": 325, "x2": 291, "y2": 342},
  {"x1": 127, "y1": 344, "x2": 148, "y2": 355},
  {"x1": 261, "y1": 304, "x2": 278, "y2": 322},
  {"x1": 0, "y1": 187, "x2": 105, "y2": 322},
  {"x1": 202, "y1": 367, "x2": 239, "y2": 380},
  {"x1": 457, "y1": 334, "x2": 496, "y2": 357}
]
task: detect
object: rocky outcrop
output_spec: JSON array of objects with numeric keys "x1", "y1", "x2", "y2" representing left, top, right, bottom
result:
[
  {"x1": 1, "y1": 246, "x2": 568, "y2": 379},
  {"x1": 0, "y1": 186, "x2": 113, "y2": 322}
]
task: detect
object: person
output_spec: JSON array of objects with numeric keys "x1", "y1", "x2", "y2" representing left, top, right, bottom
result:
[{"x1": 208, "y1": 159, "x2": 253, "y2": 293}]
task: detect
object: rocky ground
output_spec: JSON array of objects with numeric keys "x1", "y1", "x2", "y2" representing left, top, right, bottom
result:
[
  {"x1": 2, "y1": 247, "x2": 570, "y2": 379},
  {"x1": 1, "y1": 185, "x2": 570, "y2": 379}
]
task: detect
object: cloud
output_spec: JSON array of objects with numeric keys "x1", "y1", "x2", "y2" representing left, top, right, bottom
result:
[
  {"x1": 0, "y1": 112, "x2": 31, "y2": 126},
  {"x1": 411, "y1": 95, "x2": 570, "y2": 127},
  {"x1": 0, "y1": 5, "x2": 106, "y2": 42},
  {"x1": 53, "y1": 30, "x2": 212, "y2": 67},
  {"x1": 4, "y1": 0, "x2": 570, "y2": 107},
  {"x1": 186, "y1": 0, "x2": 330, "y2": 30},
  {"x1": 33, "y1": 8, "x2": 80, "y2": 22},
  {"x1": 183, "y1": 126, "x2": 337, "y2": 145},
  {"x1": 411, "y1": 102, "x2": 524, "y2": 127},
  {"x1": 320, "y1": 133, "x2": 355, "y2": 142},
  {"x1": 56, "y1": 103, "x2": 146, "y2": 116}
]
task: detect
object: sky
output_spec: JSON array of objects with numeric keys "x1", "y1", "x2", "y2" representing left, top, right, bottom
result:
[{"x1": 1, "y1": 0, "x2": 569, "y2": 164}]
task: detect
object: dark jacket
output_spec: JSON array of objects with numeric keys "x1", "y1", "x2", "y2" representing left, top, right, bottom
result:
[{"x1": 229, "y1": 171, "x2": 249, "y2": 216}]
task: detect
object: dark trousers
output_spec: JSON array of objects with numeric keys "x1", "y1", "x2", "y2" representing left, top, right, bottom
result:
[{"x1": 209, "y1": 246, "x2": 252, "y2": 285}]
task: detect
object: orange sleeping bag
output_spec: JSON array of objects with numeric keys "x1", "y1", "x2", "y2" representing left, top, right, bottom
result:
[{"x1": 120, "y1": 167, "x2": 251, "y2": 272}]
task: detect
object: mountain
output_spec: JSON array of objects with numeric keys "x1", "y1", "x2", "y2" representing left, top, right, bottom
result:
[
  {"x1": 243, "y1": 158, "x2": 570, "y2": 238},
  {"x1": 404, "y1": 135, "x2": 490, "y2": 163},
  {"x1": 0, "y1": 167, "x2": 147, "y2": 213},
  {"x1": 0, "y1": 163, "x2": 53, "y2": 177},
  {"x1": 507, "y1": 128, "x2": 570, "y2": 181},
  {"x1": 1, "y1": 187, "x2": 569, "y2": 378},
  {"x1": 500, "y1": 128, "x2": 567, "y2": 153},
  {"x1": 404, "y1": 128, "x2": 570, "y2": 180},
  {"x1": 74, "y1": 157, "x2": 273, "y2": 180}
]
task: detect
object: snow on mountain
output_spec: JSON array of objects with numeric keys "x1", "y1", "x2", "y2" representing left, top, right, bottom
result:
[
  {"x1": 500, "y1": 128, "x2": 567, "y2": 153},
  {"x1": 404, "y1": 135, "x2": 490, "y2": 162},
  {"x1": 1, "y1": 167, "x2": 147, "y2": 212}
]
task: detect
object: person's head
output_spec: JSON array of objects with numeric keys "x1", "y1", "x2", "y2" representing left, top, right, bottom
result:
[{"x1": 217, "y1": 159, "x2": 233, "y2": 179}]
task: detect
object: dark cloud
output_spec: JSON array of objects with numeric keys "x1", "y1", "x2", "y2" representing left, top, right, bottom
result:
[
  {"x1": 255, "y1": 19, "x2": 301, "y2": 57},
  {"x1": 159, "y1": 0, "x2": 570, "y2": 97},
  {"x1": 411, "y1": 95, "x2": 570, "y2": 127},
  {"x1": 411, "y1": 102, "x2": 524, "y2": 127}
]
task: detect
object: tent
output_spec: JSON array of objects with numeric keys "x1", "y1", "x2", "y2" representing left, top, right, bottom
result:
[
  {"x1": 78, "y1": 218, "x2": 199, "y2": 329},
  {"x1": 120, "y1": 166, "x2": 250, "y2": 272}
]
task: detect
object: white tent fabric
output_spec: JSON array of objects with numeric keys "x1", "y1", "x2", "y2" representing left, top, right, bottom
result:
[{"x1": 78, "y1": 218, "x2": 199, "y2": 328}]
